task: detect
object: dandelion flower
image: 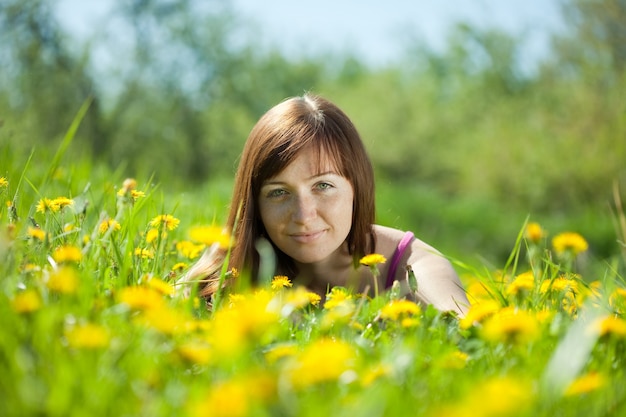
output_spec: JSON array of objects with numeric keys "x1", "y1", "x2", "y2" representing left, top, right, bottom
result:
[
  {"x1": 271, "y1": 275, "x2": 292, "y2": 290},
  {"x1": 0, "y1": 177, "x2": 8, "y2": 187},
  {"x1": 552, "y1": 232, "x2": 588, "y2": 256},
  {"x1": 284, "y1": 287, "x2": 321, "y2": 309},
  {"x1": 36, "y1": 198, "x2": 60, "y2": 213},
  {"x1": 52, "y1": 245, "x2": 83, "y2": 263},
  {"x1": 99, "y1": 219, "x2": 121, "y2": 234},
  {"x1": 264, "y1": 343, "x2": 298, "y2": 364},
  {"x1": 150, "y1": 214, "x2": 180, "y2": 231},
  {"x1": 145, "y1": 228, "x2": 161, "y2": 243},
  {"x1": 47, "y1": 266, "x2": 79, "y2": 294},
  {"x1": 565, "y1": 371, "x2": 606, "y2": 396},
  {"x1": 134, "y1": 247, "x2": 154, "y2": 259},
  {"x1": 147, "y1": 276, "x2": 175, "y2": 296},
  {"x1": 359, "y1": 253, "x2": 387, "y2": 266},
  {"x1": 171, "y1": 262, "x2": 188, "y2": 272},
  {"x1": 525, "y1": 222, "x2": 546, "y2": 243},
  {"x1": 189, "y1": 225, "x2": 232, "y2": 249},
  {"x1": 65, "y1": 323, "x2": 110, "y2": 349},
  {"x1": 52, "y1": 197, "x2": 74, "y2": 209},
  {"x1": 287, "y1": 338, "x2": 355, "y2": 388},
  {"x1": 11, "y1": 290, "x2": 42, "y2": 313},
  {"x1": 592, "y1": 315, "x2": 626, "y2": 338},
  {"x1": 324, "y1": 287, "x2": 353, "y2": 310},
  {"x1": 27, "y1": 226, "x2": 46, "y2": 241},
  {"x1": 480, "y1": 307, "x2": 540, "y2": 344},
  {"x1": 178, "y1": 341, "x2": 212, "y2": 365},
  {"x1": 380, "y1": 299, "x2": 421, "y2": 321},
  {"x1": 459, "y1": 299, "x2": 502, "y2": 329},
  {"x1": 506, "y1": 271, "x2": 535, "y2": 296},
  {"x1": 118, "y1": 286, "x2": 165, "y2": 310},
  {"x1": 176, "y1": 240, "x2": 205, "y2": 259}
]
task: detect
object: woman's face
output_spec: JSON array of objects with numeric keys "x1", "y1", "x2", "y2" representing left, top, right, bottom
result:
[{"x1": 258, "y1": 146, "x2": 354, "y2": 265}]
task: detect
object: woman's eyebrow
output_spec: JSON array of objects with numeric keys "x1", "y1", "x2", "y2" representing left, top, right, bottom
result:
[{"x1": 262, "y1": 171, "x2": 340, "y2": 186}]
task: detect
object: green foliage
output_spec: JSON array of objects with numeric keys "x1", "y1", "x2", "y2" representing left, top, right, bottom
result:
[
  {"x1": 1, "y1": 0, "x2": 625, "y2": 263},
  {"x1": 1, "y1": 153, "x2": 626, "y2": 416}
]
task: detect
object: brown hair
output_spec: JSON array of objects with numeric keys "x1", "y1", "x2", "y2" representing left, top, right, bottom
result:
[{"x1": 184, "y1": 93, "x2": 375, "y2": 297}]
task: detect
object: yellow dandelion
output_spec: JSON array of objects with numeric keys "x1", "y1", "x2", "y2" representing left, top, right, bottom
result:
[
  {"x1": 380, "y1": 299, "x2": 421, "y2": 321},
  {"x1": 287, "y1": 338, "x2": 355, "y2": 389},
  {"x1": 150, "y1": 214, "x2": 180, "y2": 231},
  {"x1": 324, "y1": 287, "x2": 353, "y2": 310},
  {"x1": 176, "y1": 240, "x2": 205, "y2": 259},
  {"x1": 52, "y1": 245, "x2": 83, "y2": 264},
  {"x1": 134, "y1": 247, "x2": 154, "y2": 259},
  {"x1": 178, "y1": 341, "x2": 212, "y2": 365},
  {"x1": 540, "y1": 276, "x2": 578, "y2": 294},
  {"x1": 137, "y1": 305, "x2": 193, "y2": 335},
  {"x1": 284, "y1": 287, "x2": 321, "y2": 309},
  {"x1": 118, "y1": 286, "x2": 165, "y2": 310},
  {"x1": 147, "y1": 277, "x2": 175, "y2": 296},
  {"x1": 11, "y1": 290, "x2": 42, "y2": 313},
  {"x1": 592, "y1": 315, "x2": 626, "y2": 338},
  {"x1": 99, "y1": 219, "x2": 121, "y2": 234},
  {"x1": 171, "y1": 262, "x2": 188, "y2": 272},
  {"x1": 131, "y1": 190, "x2": 145, "y2": 200},
  {"x1": 359, "y1": 253, "x2": 387, "y2": 266},
  {"x1": 65, "y1": 323, "x2": 110, "y2": 349},
  {"x1": 264, "y1": 344, "x2": 298, "y2": 364},
  {"x1": 145, "y1": 228, "x2": 160, "y2": 243},
  {"x1": 0, "y1": 177, "x2": 8, "y2": 187},
  {"x1": 271, "y1": 275, "x2": 292, "y2": 290},
  {"x1": 565, "y1": 371, "x2": 606, "y2": 396},
  {"x1": 459, "y1": 299, "x2": 502, "y2": 329},
  {"x1": 36, "y1": 198, "x2": 60, "y2": 213},
  {"x1": 480, "y1": 307, "x2": 540, "y2": 344},
  {"x1": 552, "y1": 232, "x2": 589, "y2": 256},
  {"x1": 228, "y1": 293, "x2": 246, "y2": 306},
  {"x1": 189, "y1": 225, "x2": 232, "y2": 249},
  {"x1": 435, "y1": 376, "x2": 533, "y2": 417},
  {"x1": 52, "y1": 197, "x2": 74, "y2": 209},
  {"x1": 47, "y1": 266, "x2": 79, "y2": 295},
  {"x1": 506, "y1": 271, "x2": 535, "y2": 296},
  {"x1": 27, "y1": 226, "x2": 46, "y2": 241},
  {"x1": 524, "y1": 222, "x2": 546, "y2": 243},
  {"x1": 202, "y1": 379, "x2": 250, "y2": 417}
]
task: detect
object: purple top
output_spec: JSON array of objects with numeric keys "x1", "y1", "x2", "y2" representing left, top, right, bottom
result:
[{"x1": 385, "y1": 231, "x2": 415, "y2": 288}]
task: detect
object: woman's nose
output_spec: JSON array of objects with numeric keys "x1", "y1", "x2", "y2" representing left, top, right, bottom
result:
[{"x1": 292, "y1": 194, "x2": 316, "y2": 224}]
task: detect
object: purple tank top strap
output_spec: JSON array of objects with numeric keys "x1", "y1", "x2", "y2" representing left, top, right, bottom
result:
[{"x1": 385, "y1": 231, "x2": 415, "y2": 288}]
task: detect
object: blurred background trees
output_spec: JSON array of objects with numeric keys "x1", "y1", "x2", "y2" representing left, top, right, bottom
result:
[{"x1": 1, "y1": 0, "x2": 624, "y2": 266}]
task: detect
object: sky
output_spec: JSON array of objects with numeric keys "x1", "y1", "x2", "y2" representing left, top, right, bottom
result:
[{"x1": 56, "y1": 0, "x2": 566, "y2": 69}]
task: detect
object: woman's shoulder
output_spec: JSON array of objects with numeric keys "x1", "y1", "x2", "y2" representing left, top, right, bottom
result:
[{"x1": 372, "y1": 224, "x2": 443, "y2": 260}]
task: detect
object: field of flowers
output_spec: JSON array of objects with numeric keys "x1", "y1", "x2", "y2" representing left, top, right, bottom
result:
[{"x1": 1, "y1": 168, "x2": 625, "y2": 417}]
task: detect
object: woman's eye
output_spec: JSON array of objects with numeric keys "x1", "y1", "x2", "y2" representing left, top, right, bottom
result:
[
  {"x1": 316, "y1": 182, "x2": 333, "y2": 191},
  {"x1": 267, "y1": 189, "x2": 287, "y2": 198}
]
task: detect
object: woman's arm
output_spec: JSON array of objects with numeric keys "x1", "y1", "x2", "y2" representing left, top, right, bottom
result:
[{"x1": 406, "y1": 238, "x2": 469, "y2": 317}]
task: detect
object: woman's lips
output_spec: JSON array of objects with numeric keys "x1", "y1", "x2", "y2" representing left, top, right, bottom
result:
[{"x1": 289, "y1": 230, "x2": 326, "y2": 244}]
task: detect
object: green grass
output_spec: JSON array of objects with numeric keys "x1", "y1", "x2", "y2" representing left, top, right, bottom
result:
[{"x1": 1, "y1": 137, "x2": 626, "y2": 416}]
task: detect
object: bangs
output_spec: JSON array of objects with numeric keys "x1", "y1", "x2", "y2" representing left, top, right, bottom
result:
[{"x1": 256, "y1": 126, "x2": 350, "y2": 189}]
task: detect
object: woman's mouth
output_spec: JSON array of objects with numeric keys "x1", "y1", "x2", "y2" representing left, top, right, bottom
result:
[{"x1": 289, "y1": 230, "x2": 325, "y2": 244}]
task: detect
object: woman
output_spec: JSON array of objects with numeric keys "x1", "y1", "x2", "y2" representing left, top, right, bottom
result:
[{"x1": 181, "y1": 93, "x2": 468, "y2": 315}]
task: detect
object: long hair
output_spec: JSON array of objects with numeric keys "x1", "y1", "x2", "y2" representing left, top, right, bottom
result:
[{"x1": 182, "y1": 93, "x2": 376, "y2": 297}]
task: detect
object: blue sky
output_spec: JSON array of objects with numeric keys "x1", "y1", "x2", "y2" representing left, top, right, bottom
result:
[{"x1": 56, "y1": 0, "x2": 565, "y2": 69}]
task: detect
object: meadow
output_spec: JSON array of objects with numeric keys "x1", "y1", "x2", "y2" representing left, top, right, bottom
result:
[
  {"x1": 2, "y1": 1, "x2": 626, "y2": 415},
  {"x1": 1, "y1": 124, "x2": 625, "y2": 417}
]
